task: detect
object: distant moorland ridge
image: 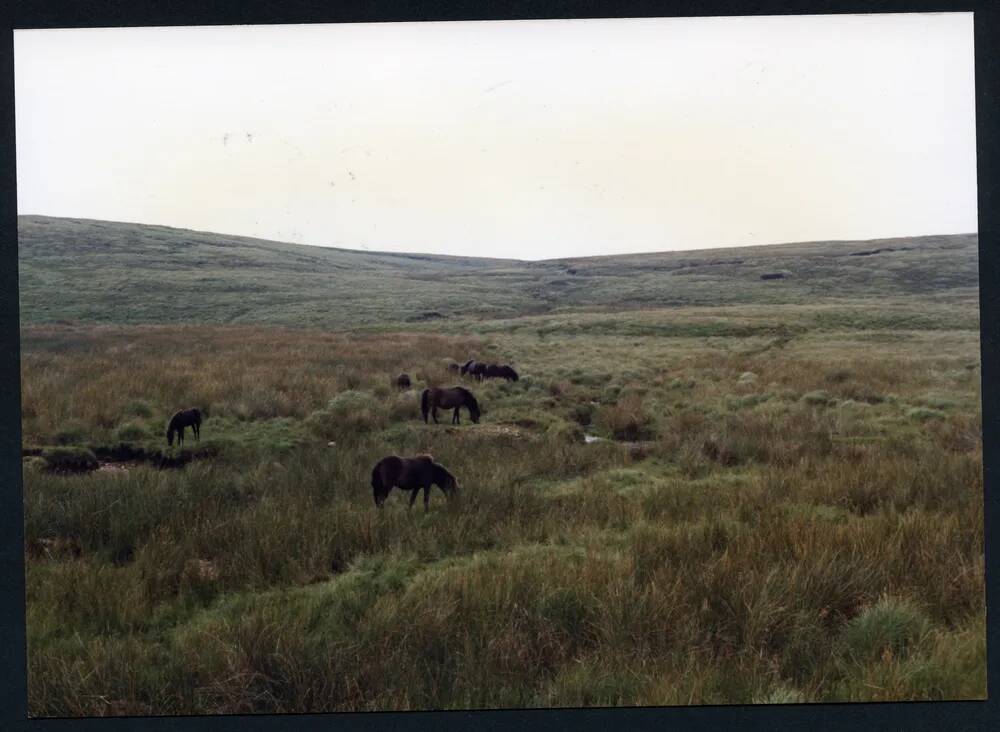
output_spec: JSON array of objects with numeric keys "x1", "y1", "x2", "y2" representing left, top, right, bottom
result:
[{"x1": 17, "y1": 215, "x2": 979, "y2": 328}]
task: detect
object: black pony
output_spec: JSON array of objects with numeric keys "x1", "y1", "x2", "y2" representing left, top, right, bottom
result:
[
  {"x1": 460, "y1": 360, "x2": 483, "y2": 379},
  {"x1": 485, "y1": 364, "x2": 519, "y2": 381},
  {"x1": 371, "y1": 454, "x2": 459, "y2": 510},
  {"x1": 166, "y1": 408, "x2": 202, "y2": 446},
  {"x1": 421, "y1": 386, "x2": 480, "y2": 424},
  {"x1": 396, "y1": 373, "x2": 412, "y2": 390}
]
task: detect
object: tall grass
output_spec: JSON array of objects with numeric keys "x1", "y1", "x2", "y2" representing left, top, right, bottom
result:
[{"x1": 21, "y1": 316, "x2": 985, "y2": 715}]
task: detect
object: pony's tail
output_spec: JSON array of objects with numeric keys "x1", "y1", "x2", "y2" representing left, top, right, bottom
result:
[{"x1": 420, "y1": 389, "x2": 429, "y2": 423}]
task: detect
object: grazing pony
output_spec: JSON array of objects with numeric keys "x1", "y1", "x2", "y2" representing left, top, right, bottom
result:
[
  {"x1": 371, "y1": 454, "x2": 459, "y2": 510},
  {"x1": 166, "y1": 408, "x2": 202, "y2": 446},
  {"x1": 421, "y1": 386, "x2": 480, "y2": 425},
  {"x1": 485, "y1": 364, "x2": 519, "y2": 381},
  {"x1": 462, "y1": 361, "x2": 487, "y2": 380},
  {"x1": 396, "y1": 373, "x2": 412, "y2": 390}
]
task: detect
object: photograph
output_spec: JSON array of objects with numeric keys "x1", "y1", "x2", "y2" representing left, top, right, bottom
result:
[{"x1": 13, "y1": 10, "x2": 986, "y2": 718}]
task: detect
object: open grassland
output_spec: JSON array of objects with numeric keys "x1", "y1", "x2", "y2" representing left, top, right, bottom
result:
[{"x1": 21, "y1": 294, "x2": 984, "y2": 714}]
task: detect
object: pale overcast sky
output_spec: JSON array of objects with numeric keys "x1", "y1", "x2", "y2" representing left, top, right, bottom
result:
[{"x1": 15, "y1": 13, "x2": 976, "y2": 260}]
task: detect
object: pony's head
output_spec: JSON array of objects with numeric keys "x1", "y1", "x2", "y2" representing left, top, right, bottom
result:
[
  {"x1": 373, "y1": 481, "x2": 390, "y2": 507},
  {"x1": 433, "y1": 464, "x2": 460, "y2": 498},
  {"x1": 505, "y1": 366, "x2": 519, "y2": 382},
  {"x1": 166, "y1": 425, "x2": 176, "y2": 446},
  {"x1": 466, "y1": 391, "x2": 481, "y2": 423}
]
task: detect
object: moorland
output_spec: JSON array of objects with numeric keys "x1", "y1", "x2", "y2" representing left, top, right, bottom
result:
[{"x1": 18, "y1": 216, "x2": 984, "y2": 714}]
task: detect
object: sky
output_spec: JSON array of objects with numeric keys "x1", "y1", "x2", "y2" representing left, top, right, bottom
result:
[{"x1": 15, "y1": 13, "x2": 977, "y2": 260}]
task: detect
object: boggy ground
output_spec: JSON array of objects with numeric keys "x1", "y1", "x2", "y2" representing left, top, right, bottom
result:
[{"x1": 21, "y1": 299, "x2": 984, "y2": 715}]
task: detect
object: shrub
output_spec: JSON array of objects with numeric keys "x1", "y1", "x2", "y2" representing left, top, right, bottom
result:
[
  {"x1": 907, "y1": 407, "x2": 945, "y2": 422},
  {"x1": 839, "y1": 596, "x2": 930, "y2": 663},
  {"x1": 52, "y1": 420, "x2": 88, "y2": 446},
  {"x1": 567, "y1": 403, "x2": 595, "y2": 427},
  {"x1": 801, "y1": 390, "x2": 833, "y2": 406},
  {"x1": 41, "y1": 446, "x2": 98, "y2": 473},
  {"x1": 22, "y1": 456, "x2": 48, "y2": 473},
  {"x1": 114, "y1": 421, "x2": 149, "y2": 443},
  {"x1": 547, "y1": 420, "x2": 584, "y2": 444},
  {"x1": 304, "y1": 390, "x2": 385, "y2": 439},
  {"x1": 124, "y1": 400, "x2": 154, "y2": 418},
  {"x1": 667, "y1": 377, "x2": 695, "y2": 390},
  {"x1": 595, "y1": 394, "x2": 655, "y2": 441},
  {"x1": 825, "y1": 369, "x2": 852, "y2": 384}
]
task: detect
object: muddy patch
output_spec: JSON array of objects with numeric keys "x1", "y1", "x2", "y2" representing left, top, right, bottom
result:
[
  {"x1": 97, "y1": 461, "x2": 137, "y2": 474},
  {"x1": 446, "y1": 424, "x2": 531, "y2": 440}
]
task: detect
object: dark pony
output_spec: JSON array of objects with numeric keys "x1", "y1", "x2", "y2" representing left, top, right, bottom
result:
[
  {"x1": 396, "y1": 373, "x2": 412, "y2": 390},
  {"x1": 484, "y1": 364, "x2": 519, "y2": 381},
  {"x1": 421, "y1": 386, "x2": 480, "y2": 424},
  {"x1": 371, "y1": 454, "x2": 459, "y2": 510},
  {"x1": 461, "y1": 360, "x2": 487, "y2": 380},
  {"x1": 166, "y1": 408, "x2": 202, "y2": 446}
]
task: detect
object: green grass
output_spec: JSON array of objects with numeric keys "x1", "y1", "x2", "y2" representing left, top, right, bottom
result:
[{"x1": 18, "y1": 217, "x2": 985, "y2": 715}]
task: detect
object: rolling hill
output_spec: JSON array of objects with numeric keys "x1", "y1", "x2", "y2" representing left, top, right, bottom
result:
[{"x1": 17, "y1": 215, "x2": 979, "y2": 328}]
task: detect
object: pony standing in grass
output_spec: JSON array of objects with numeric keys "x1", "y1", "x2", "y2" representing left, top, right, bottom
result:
[
  {"x1": 485, "y1": 364, "x2": 519, "y2": 381},
  {"x1": 461, "y1": 360, "x2": 486, "y2": 380},
  {"x1": 371, "y1": 454, "x2": 459, "y2": 510},
  {"x1": 166, "y1": 408, "x2": 202, "y2": 446},
  {"x1": 421, "y1": 386, "x2": 480, "y2": 425}
]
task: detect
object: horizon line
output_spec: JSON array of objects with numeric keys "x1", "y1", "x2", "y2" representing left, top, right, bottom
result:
[{"x1": 16, "y1": 213, "x2": 979, "y2": 264}]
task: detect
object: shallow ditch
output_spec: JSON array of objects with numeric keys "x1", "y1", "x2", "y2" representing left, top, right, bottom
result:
[{"x1": 23, "y1": 442, "x2": 219, "y2": 474}]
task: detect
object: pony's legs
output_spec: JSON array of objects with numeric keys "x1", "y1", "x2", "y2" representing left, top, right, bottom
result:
[
  {"x1": 432, "y1": 407, "x2": 439, "y2": 424},
  {"x1": 409, "y1": 489, "x2": 418, "y2": 510},
  {"x1": 194, "y1": 423, "x2": 200, "y2": 441},
  {"x1": 423, "y1": 485, "x2": 431, "y2": 511},
  {"x1": 452, "y1": 407, "x2": 460, "y2": 424},
  {"x1": 178, "y1": 426, "x2": 184, "y2": 446}
]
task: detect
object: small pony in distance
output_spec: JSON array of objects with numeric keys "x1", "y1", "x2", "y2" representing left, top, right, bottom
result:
[
  {"x1": 371, "y1": 454, "x2": 459, "y2": 511},
  {"x1": 421, "y1": 386, "x2": 480, "y2": 425},
  {"x1": 166, "y1": 408, "x2": 202, "y2": 446}
]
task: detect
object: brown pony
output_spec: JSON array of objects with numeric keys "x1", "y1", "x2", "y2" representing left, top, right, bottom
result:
[
  {"x1": 421, "y1": 386, "x2": 480, "y2": 424},
  {"x1": 371, "y1": 454, "x2": 459, "y2": 510},
  {"x1": 166, "y1": 408, "x2": 202, "y2": 446}
]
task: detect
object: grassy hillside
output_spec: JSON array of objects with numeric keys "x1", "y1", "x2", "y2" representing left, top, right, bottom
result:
[{"x1": 17, "y1": 216, "x2": 979, "y2": 327}]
